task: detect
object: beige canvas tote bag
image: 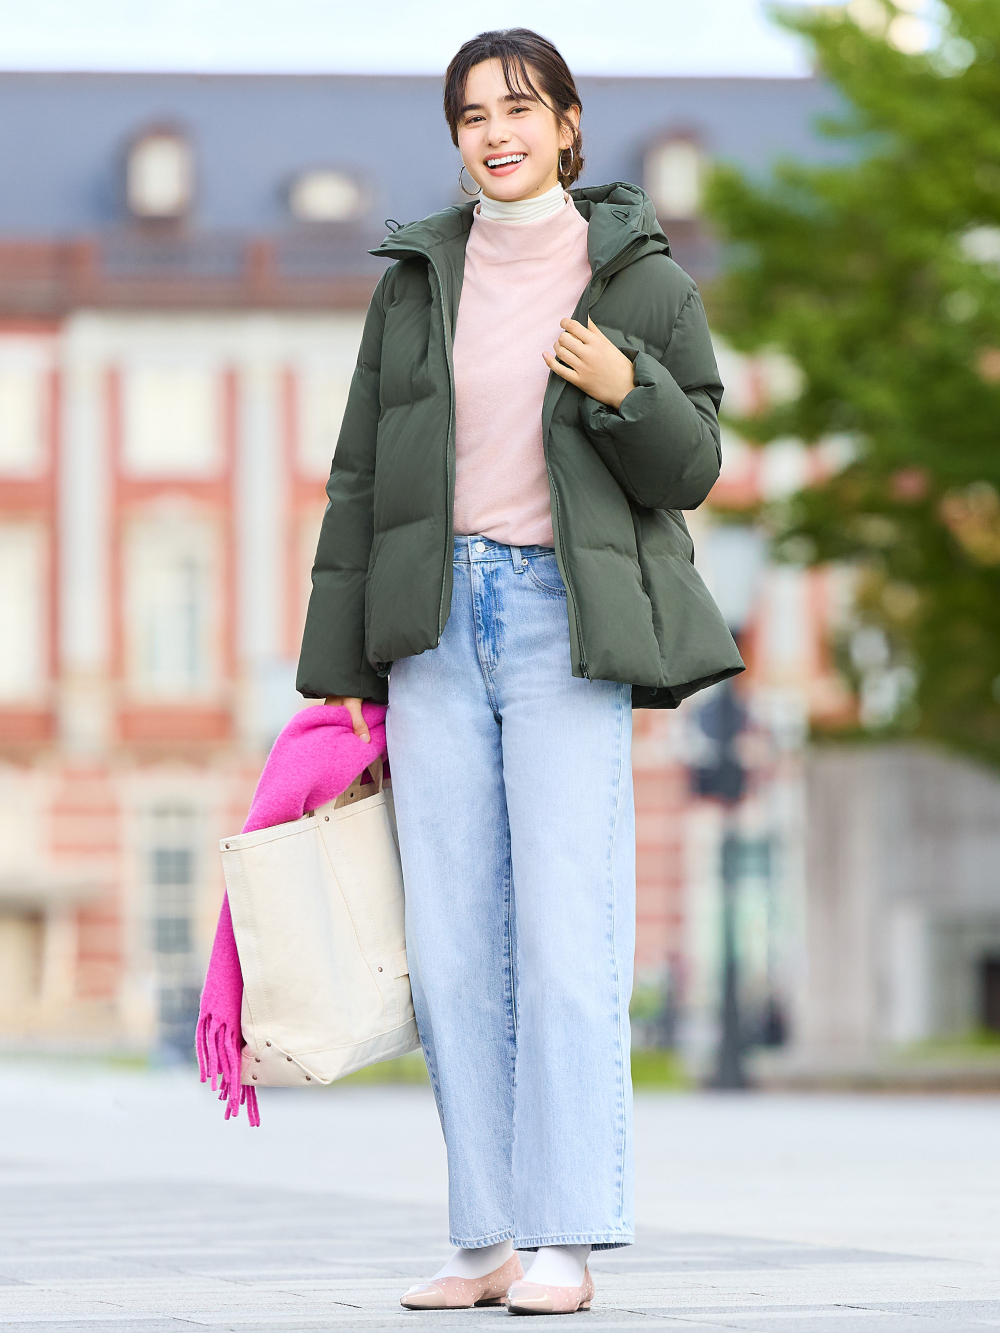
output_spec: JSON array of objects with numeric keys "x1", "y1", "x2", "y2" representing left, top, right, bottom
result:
[{"x1": 218, "y1": 758, "x2": 421, "y2": 1089}]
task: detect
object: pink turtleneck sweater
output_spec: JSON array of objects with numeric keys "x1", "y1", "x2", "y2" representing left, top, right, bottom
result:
[{"x1": 452, "y1": 196, "x2": 592, "y2": 548}]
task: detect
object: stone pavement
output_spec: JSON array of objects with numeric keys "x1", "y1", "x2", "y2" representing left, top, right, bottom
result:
[{"x1": 2, "y1": 1061, "x2": 1000, "y2": 1330}]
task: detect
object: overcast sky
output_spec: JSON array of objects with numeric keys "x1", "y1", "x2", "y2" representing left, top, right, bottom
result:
[{"x1": 0, "y1": 0, "x2": 818, "y2": 77}]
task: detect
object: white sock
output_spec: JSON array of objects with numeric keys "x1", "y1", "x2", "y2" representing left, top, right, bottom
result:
[
  {"x1": 432, "y1": 1238, "x2": 514, "y2": 1281},
  {"x1": 524, "y1": 1243, "x2": 591, "y2": 1287}
]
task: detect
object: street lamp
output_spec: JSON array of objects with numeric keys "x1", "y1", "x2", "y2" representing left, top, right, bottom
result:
[
  {"x1": 691, "y1": 681, "x2": 749, "y2": 1088},
  {"x1": 689, "y1": 522, "x2": 766, "y2": 1089}
]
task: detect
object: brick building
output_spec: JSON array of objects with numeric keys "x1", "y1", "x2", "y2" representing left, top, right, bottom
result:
[{"x1": 0, "y1": 70, "x2": 843, "y2": 1058}]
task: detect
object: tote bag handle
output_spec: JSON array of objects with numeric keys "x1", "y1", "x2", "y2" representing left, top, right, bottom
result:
[{"x1": 303, "y1": 755, "x2": 385, "y2": 816}]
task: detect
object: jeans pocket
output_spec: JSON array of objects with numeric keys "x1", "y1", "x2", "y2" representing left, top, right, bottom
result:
[{"x1": 524, "y1": 555, "x2": 567, "y2": 596}]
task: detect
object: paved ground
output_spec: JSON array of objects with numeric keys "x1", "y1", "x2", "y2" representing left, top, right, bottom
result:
[{"x1": 2, "y1": 1061, "x2": 1000, "y2": 1329}]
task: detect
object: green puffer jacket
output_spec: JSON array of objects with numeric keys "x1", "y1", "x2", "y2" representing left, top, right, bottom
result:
[{"x1": 297, "y1": 181, "x2": 743, "y2": 709}]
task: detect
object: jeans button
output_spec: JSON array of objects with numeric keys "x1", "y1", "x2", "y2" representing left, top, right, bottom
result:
[{"x1": 475, "y1": 541, "x2": 486, "y2": 553}]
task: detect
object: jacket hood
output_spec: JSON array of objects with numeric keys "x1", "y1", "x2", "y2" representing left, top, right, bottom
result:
[
  {"x1": 568, "y1": 180, "x2": 671, "y2": 259},
  {"x1": 372, "y1": 180, "x2": 670, "y2": 276}
]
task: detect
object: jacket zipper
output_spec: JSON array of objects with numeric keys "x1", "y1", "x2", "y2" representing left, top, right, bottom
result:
[
  {"x1": 546, "y1": 463, "x2": 589, "y2": 679},
  {"x1": 429, "y1": 254, "x2": 456, "y2": 644}
]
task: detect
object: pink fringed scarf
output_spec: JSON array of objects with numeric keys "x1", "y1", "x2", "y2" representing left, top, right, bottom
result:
[{"x1": 197, "y1": 701, "x2": 389, "y2": 1125}]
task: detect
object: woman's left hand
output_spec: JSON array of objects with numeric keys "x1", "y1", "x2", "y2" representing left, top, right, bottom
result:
[{"x1": 543, "y1": 317, "x2": 636, "y2": 411}]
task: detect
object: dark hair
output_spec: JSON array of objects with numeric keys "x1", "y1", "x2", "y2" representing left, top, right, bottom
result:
[{"x1": 443, "y1": 29, "x2": 584, "y2": 188}]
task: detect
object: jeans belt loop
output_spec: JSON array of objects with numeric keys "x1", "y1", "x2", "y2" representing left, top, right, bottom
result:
[{"x1": 510, "y1": 543, "x2": 522, "y2": 572}]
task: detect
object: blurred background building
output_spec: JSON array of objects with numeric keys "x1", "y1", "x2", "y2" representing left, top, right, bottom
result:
[{"x1": 2, "y1": 68, "x2": 998, "y2": 1075}]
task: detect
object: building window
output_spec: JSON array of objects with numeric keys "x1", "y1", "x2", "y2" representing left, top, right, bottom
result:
[
  {"x1": 127, "y1": 132, "x2": 194, "y2": 220},
  {"x1": 153, "y1": 843, "x2": 194, "y2": 954},
  {"x1": 148, "y1": 805, "x2": 199, "y2": 1055},
  {"x1": 125, "y1": 515, "x2": 219, "y2": 699},
  {"x1": 645, "y1": 138, "x2": 704, "y2": 221},
  {"x1": 289, "y1": 169, "x2": 364, "y2": 222},
  {"x1": 0, "y1": 523, "x2": 46, "y2": 702},
  {"x1": 0, "y1": 367, "x2": 44, "y2": 474},
  {"x1": 153, "y1": 847, "x2": 194, "y2": 889},
  {"x1": 122, "y1": 366, "x2": 220, "y2": 477}
]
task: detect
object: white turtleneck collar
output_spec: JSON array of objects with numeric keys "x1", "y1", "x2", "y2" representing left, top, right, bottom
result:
[{"x1": 476, "y1": 182, "x2": 568, "y2": 225}]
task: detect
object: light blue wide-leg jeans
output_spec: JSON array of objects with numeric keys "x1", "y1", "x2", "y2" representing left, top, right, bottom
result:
[{"x1": 386, "y1": 535, "x2": 635, "y2": 1251}]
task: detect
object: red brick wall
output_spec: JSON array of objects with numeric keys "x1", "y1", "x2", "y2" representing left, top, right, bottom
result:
[
  {"x1": 632, "y1": 712, "x2": 687, "y2": 978},
  {"x1": 51, "y1": 768, "x2": 121, "y2": 1002}
]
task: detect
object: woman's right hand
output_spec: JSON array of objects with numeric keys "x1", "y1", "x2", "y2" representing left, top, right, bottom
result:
[{"x1": 324, "y1": 696, "x2": 371, "y2": 743}]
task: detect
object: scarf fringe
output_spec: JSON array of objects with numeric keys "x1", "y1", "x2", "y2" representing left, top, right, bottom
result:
[{"x1": 197, "y1": 1009, "x2": 259, "y2": 1126}]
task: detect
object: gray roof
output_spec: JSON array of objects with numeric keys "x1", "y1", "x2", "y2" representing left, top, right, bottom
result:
[{"x1": 1, "y1": 71, "x2": 843, "y2": 237}]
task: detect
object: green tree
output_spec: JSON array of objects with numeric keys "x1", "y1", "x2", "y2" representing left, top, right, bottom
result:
[{"x1": 705, "y1": 0, "x2": 1000, "y2": 764}]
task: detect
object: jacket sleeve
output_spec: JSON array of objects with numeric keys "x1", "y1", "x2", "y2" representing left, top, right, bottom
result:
[
  {"x1": 578, "y1": 287, "x2": 724, "y2": 511},
  {"x1": 296, "y1": 272, "x2": 389, "y2": 700}
]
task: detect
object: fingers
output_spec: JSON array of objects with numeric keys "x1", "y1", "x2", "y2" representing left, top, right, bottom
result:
[
  {"x1": 552, "y1": 341, "x2": 584, "y2": 370},
  {"x1": 542, "y1": 349, "x2": 579, "y2": 383},
  {"x1": 560, "y1": 317, "x2": 592, "y2": 341},
  {"x1": 555, "y1": 327, "x2": 587, "y2": 359},
  {"x1": 331, "y1": 696, "x2": 371, "y2": 742},
  {"x1": 348, "y1": 698, "x2": 371, "y2": 743},
  {"x1": 324, "y1": 695, "x2": 371, "y2": 742},
  {"x1": 586, "y1": 317, "x2": 614, "y2": 344},
  {"x1": 558, "y1": 317, "x2": 610, "y2": 345}
]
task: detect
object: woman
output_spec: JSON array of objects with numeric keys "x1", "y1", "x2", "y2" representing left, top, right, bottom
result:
[{"x1": 297, "y1": 28, "x2": 742, "y2": 1316}]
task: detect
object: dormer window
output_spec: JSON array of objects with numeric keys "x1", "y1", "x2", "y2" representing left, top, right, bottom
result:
[
  {"x1": 289, "y1": 169, "x2": 363, "y2": 223},
  {"x1": 645, "y1": 138, "x2": 704, "y2": 221},
  {"x1": 127, "y1": 131, "x2": 194, "y2": 220}
]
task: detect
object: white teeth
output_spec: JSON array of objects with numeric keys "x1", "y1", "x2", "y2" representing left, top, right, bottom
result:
[{"x1": 486, "y1": 153, "x2": 526, "y2": 168}]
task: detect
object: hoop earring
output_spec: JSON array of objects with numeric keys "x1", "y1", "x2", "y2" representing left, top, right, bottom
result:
[
  {"x1": 459, "y1": 164, "x2": 480, "y2": 197},
  {"x1": 559, "y1": 148, "x2": 573, "y2": 181}
]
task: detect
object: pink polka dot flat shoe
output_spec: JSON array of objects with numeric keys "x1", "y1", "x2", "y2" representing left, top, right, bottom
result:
[
  {"x1": 400, "y1": 1253, "x2": 524, "y2": 1310},
  {"x1": 505, "y1": 1266, "x2": 595, "y2": 1315}
]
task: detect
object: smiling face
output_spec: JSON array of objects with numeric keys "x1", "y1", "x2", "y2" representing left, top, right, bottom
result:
[{"x1": 456, "y1": 57, "x2": 578, "y2": 203}]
